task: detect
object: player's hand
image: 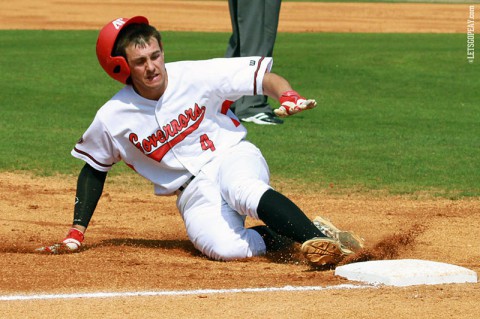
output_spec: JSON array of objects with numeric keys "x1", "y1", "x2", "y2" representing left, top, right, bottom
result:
[
  {"x1": 36, "y1": 228, "x2": 84, "y2": 254},
  {"x1": 274, "y1": 90, "x2": 317, "y2": 118}
]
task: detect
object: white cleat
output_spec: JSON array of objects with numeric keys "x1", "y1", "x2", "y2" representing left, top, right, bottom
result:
[
  {"x1": 313, "y1": 216, "x2": 365, "y2": 252},
  {"x1": 301, "y1": 237, "x2": 353, "y2": 266}
]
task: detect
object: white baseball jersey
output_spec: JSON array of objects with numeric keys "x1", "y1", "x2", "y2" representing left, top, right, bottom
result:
[{"x1": 72, "y1": 56, "x2": 273, "y2": 195}]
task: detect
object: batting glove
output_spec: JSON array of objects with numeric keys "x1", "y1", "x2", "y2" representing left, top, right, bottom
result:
[
  {"x1": 36, "y1": 228, "x2": 84, "y2": 254},
  {"x1": 274, "y1": 90, "x2": 317, "y2": 118}
]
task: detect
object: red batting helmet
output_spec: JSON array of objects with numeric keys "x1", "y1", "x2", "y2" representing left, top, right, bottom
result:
[{"x1": 96, "y1": 16, "x2": 149, "y2": 84}]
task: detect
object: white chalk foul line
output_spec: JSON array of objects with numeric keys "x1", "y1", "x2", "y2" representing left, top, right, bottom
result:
[{"x1": 0, "y1": 284, "x2": 375, "y2": 301}]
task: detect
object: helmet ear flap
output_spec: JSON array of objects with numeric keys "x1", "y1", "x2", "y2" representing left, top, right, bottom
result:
[
  {"x1": 95, "y1": 16, "x2": 149, "y2": 84},
  {"x1": 108, "y1": 56, "x2": 131, "y2": 84}
]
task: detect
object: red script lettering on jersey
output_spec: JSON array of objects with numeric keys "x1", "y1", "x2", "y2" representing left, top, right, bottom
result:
[{"x1": 129, "y1": 104, "x2": 206, "y2": 162}]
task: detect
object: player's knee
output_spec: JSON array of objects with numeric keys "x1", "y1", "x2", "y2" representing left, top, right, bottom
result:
[
  {"x1": 195, "y1": 229, "x2": 266, "y2": 261},
  {"x1": 207, "y1": 245, "x2": 250, "y2": 261},
  {"x1": 223, "y1": 180, "x2": 271, "y2": 219}
]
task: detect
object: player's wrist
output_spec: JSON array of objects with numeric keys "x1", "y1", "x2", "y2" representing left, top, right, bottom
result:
[
  {"x1": 280, "y1": 90, "x2": 300, "y2": 97},
  {"x1": 71, "y1": 225, "x2": 87, "y2": 234},
  {"x1": 279, "y1": 90, "x2": 304, "y2": 106},
  {"x1": 62, "y1": 228, "x2": 85, "y2": 250}
]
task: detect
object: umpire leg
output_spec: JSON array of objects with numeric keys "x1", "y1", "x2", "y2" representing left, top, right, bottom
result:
[{"x1": 225, "y1": 0, "x2": 283, "y2": 121}]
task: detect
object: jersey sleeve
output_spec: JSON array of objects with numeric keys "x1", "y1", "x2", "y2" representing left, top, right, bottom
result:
[
  {"x1": 71, "y1": 115, "x2": 121, "y2": 172},
  {"x1": 215, "y1": 56, "x2": 273, "y2": 101}
]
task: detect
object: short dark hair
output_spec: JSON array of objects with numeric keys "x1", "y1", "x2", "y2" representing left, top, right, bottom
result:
[
  {"x1": 112, "y1": 23, "x2": 162, "y2": 84},
  {"x1": 113, "y1": 23, "x2": 162, "y2": 58}
]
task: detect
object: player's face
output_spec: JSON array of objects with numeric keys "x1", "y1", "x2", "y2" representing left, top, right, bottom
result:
[{"x1": 126, "y1": 37, "x2": 167, "y2": 100}]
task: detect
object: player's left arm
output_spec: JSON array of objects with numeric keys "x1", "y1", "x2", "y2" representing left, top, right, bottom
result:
[
  {"x1": 36, "y1": 163, "x2": 107, "y2": 254},
  {"x1": 262, "y1": 72, "x2": 317, "y2": 118}
]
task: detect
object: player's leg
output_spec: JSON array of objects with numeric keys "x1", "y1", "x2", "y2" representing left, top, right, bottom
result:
[
  {"x1": 225, "y1": 0, "x2": 239, "y2": 58},
  {"x1": 249, "y1": 225, "x2": 294, "y2": 252},
  {"x1": 225, "y1": 0, "x2": 283, "y2": 123},
  {"x1": 256, "y1": 189, "x2": 325, "y2": 243},
  {"x1": 176, "y1": 172, "x2": 267, "y2": 261},
  {"x1": 230, "y1": 95, "x2": 275, "y2": 121},
  {"x1": 218, "y1": 141, "x2": 352, "y2": 265},
  {"x1": 218, "y1": 141, "x2": 323, "y2": 241}
]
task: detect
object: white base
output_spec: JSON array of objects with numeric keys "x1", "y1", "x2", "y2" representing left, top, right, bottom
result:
[{"x1": 335, "y1": 259, "x2": 478, "y2": 287}]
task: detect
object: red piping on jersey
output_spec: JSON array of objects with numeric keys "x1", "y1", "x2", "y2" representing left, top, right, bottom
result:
[
  {"x1": 73, "y1": 147, "x2": 113, "y2": 168},
  {"x1": 221, "y1": 100, "x2": 241, "y2": 127},
  {"x1": 253, "y1": 56, "x2": 265, "y2": 96}
]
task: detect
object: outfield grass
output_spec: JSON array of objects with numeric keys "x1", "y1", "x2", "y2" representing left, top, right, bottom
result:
[{"x1": 1, "y1": 31, "x2": 478, "y2": 197}]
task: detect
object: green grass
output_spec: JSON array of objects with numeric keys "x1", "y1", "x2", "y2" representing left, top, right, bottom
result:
[
  {"x1": 1, "y1": 30, "x2": 479, "y2": 197},
  {"x1": 263, "y1": 33, "x2": 480, "y2": 197}
]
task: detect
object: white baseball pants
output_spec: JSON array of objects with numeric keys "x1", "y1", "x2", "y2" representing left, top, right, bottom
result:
[{"x1": 176, "y1": 141, "x2": 271, "y2": 260}]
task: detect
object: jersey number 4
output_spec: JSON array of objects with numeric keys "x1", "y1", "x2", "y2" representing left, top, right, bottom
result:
[{"x1": 200, "y1": 134, "x2": 216, "y2": 152}]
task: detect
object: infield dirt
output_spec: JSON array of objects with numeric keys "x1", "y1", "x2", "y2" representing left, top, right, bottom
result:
[
  {"x1": 1, "y1": 1, "x2": 479, "y2": 318},
  {"x1": 0, "y1": 0, "x2": 472, "y2": 33}
]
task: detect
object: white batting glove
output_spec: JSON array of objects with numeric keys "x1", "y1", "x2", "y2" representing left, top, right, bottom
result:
[
  {"x1": 274, "y1": 90, "x2": 317, "y2": 118},
  {"x1": 36, "y1": 228, "x2": 84, "y2": 254}
]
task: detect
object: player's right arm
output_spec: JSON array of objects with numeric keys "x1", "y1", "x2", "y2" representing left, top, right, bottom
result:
[
  {"x1": 262, "y1": 72, "x2": 317, "y2": 117},
  {"x1": 37, "y1": 163, "x2": 107, "y2": 254}
]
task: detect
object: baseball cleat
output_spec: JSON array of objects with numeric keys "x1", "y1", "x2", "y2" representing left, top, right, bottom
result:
[
  {"x1": 240, "y1": 112, "x2": 284, "y2": 125},
  {"x1": 301, "y1": 237, "x2": 353, "y2": 266},
  {"x1": 313, "y1": 216, "x2": 365, "y2": 252}
]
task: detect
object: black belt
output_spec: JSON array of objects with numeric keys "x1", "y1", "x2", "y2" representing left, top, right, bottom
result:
[{"x1": 177, "y1": 175, "x2": 195, "y2": 192}]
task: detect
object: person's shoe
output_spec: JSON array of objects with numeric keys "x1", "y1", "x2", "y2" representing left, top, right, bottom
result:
[
  {"x1": 240, "y1": 112, "x2": 284, "y2": 125},
  {"x1": 313, "y1": 216, "x2": 365, "y2": 252},
  {"x1": 301, "y1": 237, "x2": 353, "y2": 266}
]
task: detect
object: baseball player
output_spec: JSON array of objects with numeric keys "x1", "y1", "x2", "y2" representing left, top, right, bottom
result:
[{"x1": 37, "y1": 16, "x2": 363, "y2": 266}]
